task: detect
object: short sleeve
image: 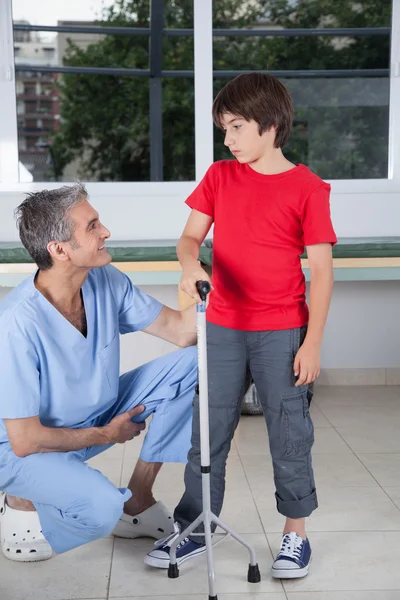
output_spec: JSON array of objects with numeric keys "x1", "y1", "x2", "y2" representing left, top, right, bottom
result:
[
  {"x1": 0, "y1": 329, "x2": 40, "y2": 419},
  {"x1": 301, "y1": 183, "x2": 337, "y2": 246},
  {"x1": 104, "y1": 265, "x2": 163, "y2": 334},
  {"x1": 185, "y1": 163, "x2": 218, "y2": 218}
]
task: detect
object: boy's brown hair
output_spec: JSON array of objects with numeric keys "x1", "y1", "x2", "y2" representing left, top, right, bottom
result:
[{"x1": 212, "y1": 72, "x2": 294, "y2": 148}]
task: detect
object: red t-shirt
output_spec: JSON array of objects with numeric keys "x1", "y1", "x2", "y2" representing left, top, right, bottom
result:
[{"x1": 185, "y1": 160, "x2": 337, "y2": 331}]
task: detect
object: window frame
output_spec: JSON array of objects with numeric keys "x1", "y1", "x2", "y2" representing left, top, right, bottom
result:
[{"x1": 0, "y1": 0, "x2": 399, "y2": 193}]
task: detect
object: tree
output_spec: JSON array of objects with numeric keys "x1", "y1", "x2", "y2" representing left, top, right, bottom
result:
[{"x1": 52, "y1": 0, "x2": 392, "y2": 182}]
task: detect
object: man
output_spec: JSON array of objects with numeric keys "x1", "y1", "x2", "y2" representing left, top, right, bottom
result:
[{"x1": 0, "y1": 183, "x2": 197, "y2": 562}]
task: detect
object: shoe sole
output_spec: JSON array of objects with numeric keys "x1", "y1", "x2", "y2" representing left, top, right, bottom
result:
[
  {"x1": 2, "y1": 548, "x2": 53, "y2": 563},
  {"x1": 271, "y1": 561, "x2": 310, "y2": 579},
  {"x1": 113, "y1": 528, "x2": 175, "y2": 540},
  {"x1": 144, "y1": 545, "x2": 207, "y2": 569}
]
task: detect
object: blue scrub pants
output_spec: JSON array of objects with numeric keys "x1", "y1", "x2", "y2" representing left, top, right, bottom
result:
[{"x1": 0, "y1": 347, "x2": 197, "y2": 554}]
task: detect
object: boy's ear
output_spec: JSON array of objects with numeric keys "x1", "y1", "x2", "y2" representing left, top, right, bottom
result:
[{"x1": 260, "y1": 125, "x2": 277, "y2": 137}]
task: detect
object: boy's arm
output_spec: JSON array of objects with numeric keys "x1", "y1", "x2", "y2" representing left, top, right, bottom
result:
[
  {"x1": 141, "y1": 209, "x2": 213, "y2": 347},
  {"x1": 294, "y1": 243, "x2": 334, "y2": 387},
  {"x1": 177, "y1": 209, "x2": 213, "y2": 303}
]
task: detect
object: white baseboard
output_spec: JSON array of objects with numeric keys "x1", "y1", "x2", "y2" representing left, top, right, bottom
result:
[{"x1": 317, "y1": 368, "x2": 400, "y2": 386}]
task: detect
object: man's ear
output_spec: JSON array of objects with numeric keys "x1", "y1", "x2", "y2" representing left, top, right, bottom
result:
[{"x1": 47, "y1": 241, "x2": 70, "y2": 263}]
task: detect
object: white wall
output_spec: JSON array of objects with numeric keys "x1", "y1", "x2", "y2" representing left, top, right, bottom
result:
[
  {"x1": 0, "y1": 183, "x2": 197, "y2": 242},
  {"x1": 320, "y1": 281, "x2": 400, "y2": 369},
  {"x1": 1, "y1": 179, "x2": 400, "y2": 241}
]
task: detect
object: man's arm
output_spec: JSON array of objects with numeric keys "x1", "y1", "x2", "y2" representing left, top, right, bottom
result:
[
  {"x1": 5, "y1": 406, "x2": 145, "y2": 458},
  {"x1": 143, "y1": 304, "x2": 197, "y2": 348},
  {"x1": 294, "y1": 243, "x2": 334, "y2": 386}
]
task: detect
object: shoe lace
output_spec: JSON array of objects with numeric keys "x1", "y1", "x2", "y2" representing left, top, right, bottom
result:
[
  {"x1": 278, "y1": 532, "x2": 304, "y2": 560},
  {"x1": 176, "y1": 537, "x2": 190, "y2": 550},
  {"x1": 154, "y1": 522, "x2": 180, "y2": 548}
]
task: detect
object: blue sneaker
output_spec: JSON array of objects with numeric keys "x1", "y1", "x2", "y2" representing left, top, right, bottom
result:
[
  {"x1": 144, "y1": 526, "x2": 206, "y2": 569},
  {"x1": 271, "y1": 532, "x2": 311, "y2": 579}
]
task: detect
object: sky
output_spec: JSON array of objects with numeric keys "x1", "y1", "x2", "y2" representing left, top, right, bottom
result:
[
  {"x1": 12, "y1": 0, "x2": 115, "y2": 41},
  {"x1": 12, "y1": 0, "x2": 115, "y2": 25}
]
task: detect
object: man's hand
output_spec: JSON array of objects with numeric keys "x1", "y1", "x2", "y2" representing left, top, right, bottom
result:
[
  {"x1": 294, "y1": 341, "x2": 320, "y2": 387},
  {"x1": 180, "y1": 266, "x2": 212, "y2": 304},
  {"x1": 104, "y1": 406, "x2": 146, "y2": 444}
]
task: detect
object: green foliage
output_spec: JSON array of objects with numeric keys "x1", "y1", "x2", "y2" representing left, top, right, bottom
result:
[{"x1": 52, "y1": 0, "x2": 392, "y2": 181}]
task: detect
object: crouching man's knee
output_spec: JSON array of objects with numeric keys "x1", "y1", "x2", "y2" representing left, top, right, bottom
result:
[{"x1": 68, "y1": 487, "x2": 127, "y2": 544}]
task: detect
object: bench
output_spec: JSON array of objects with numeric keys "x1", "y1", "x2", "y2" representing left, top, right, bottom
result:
[
  {"x1": 1, "y1": 239, "x2": 399, "y2": 309},
  {"x1": 0, "y1": 242, "x2": 211, "y2": 288}
]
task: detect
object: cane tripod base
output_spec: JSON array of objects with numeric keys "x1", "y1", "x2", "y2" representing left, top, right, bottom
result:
[{"x1": 168, "y1": 509, "x2": 261, "y2": 594}]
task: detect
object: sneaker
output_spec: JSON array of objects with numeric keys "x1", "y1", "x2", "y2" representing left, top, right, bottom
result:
[
  {"x1": 144, "y1": 527, "x2": 206, "y2": 569},
  {"x1": 271, "y1": 532, "x2": 311, "y2": 579}
]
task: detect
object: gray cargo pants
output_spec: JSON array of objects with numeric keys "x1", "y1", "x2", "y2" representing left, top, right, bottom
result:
[{"x1": 174, "y1": 322, "x2": 317, "y2": 542}]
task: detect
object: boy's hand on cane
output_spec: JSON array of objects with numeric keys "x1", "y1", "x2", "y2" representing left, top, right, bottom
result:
[
  {"x1": 294, "y1": 341, "x2": 321, "y2": 386},
  {"x1": 180, "y1": 266, "x2": 213, "y2": 304}
]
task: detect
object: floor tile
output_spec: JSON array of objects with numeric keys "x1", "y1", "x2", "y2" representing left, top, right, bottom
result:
[
  {"x1": 287, "y1": 592, "x2": 400, "y2": 599},
  {"x1": 109, "y1": 535, "x2": 282, "y2": 597},
  {"x1": 88, "y1": 454, "x2": 123, "y2": 488},
  {"x1": 269, "y1": 531, "x2": 400, "y2": 592},
  {"x1": 314, "y1": 385, "x2": 400, "y2": 407},
  {"x1": 357, "y1": 454, "x2": 400, "y2": 488},
  {"x1": 234, "y1": 417, "x2": 269, "y2": 456},
  {"x1": 336, "y1": 424, "x2": 400, "y2": 454},
  {"x1": 312, "y1": 428, "x2": 352, "y2": 454},
  {"x1": 309, "y1": 403, "x2": 333, "y2": 428},
  {"x1": 383, "y1": 486, "x2": 400, "y2": 509},
  {"x1": 219, "y1": 487, "x2": 264, "y2": 534},
  {"x1": 253, "y1": 486, "x2": 400, "y2": 533},
  {"x1": 0, "y1": 538, "x2": 113, "y2": 600},
  {"x1": 5, "y1": 384, "x2": 400, "y2": 600},
  {"x1": 111, "y1": 595, "x2": 286, "y2": 600},
  {"x1": 316, "y1": 404, "x2": 400, "y2": 429}
]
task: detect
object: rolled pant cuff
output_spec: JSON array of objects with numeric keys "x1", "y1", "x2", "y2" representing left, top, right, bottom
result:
[{"x1": 276, "y1": 489, "x2": 318, "y2": 519}]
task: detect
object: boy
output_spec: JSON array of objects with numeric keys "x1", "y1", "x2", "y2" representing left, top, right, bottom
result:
[{"x1": 145, "y1": 72, "x2": 336, "y2": 578}]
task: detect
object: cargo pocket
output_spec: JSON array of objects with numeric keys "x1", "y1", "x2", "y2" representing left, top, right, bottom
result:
[{"x1": 281, "y1": 390, "x2": 314, "y2": 457}]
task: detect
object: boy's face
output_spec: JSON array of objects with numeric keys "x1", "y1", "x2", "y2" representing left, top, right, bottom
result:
[{"x1": 220, "y1": 113, "x2": 276, "y2": 164}]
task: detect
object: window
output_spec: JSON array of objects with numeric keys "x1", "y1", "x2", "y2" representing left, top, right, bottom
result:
[
  {"x1": 212, "y1": 1, "x2": 392, "y2": 180},
  {"x1": 11, "y1": 0, "x2": 195, "y2": 182},
  {"x1": 1, "y1": 0, "x2": 398, "y2": 187}
]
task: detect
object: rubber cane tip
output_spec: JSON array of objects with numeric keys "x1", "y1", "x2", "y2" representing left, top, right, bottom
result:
[
  {"x1": 247, "y1": 563, "x2": 261, "y2": 583},
  {"x1": 168, "y1": 563, "x2": 180, "y2": 578}
]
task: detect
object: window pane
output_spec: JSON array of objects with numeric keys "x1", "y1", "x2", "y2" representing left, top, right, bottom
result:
[
  {"x1": 213, "y1": 1, "x2": 392, "y2": 180},
  {"x1": 12, "y1": 0, "x2": 194, "y2": 182}
]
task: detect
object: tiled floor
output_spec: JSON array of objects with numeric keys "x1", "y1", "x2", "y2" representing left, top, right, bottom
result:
[{"x1": 2, "y1": 385, "x2": 400, "y2": 600}]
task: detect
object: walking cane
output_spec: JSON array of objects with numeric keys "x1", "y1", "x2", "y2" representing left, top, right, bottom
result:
[{"x1": 168, "y1": 280, "x2": 261, "y2": 599}]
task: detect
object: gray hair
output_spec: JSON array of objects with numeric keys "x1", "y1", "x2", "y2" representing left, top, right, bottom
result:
[{"x1": 15, "y1": 182, "x2": 88, "y2": 270}]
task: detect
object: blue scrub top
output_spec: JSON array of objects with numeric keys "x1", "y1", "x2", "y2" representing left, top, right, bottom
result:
[{"x1": 0, "y1": 265, "x2": 163, "y2": 443}]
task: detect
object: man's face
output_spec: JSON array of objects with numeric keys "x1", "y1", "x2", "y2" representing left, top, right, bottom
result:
[
  {"x1": 65, "y1": 200, "x2": 112, "y2": 269},
  {"x1": 220, "y1": 113, "x2": 275, "y2": 164}
]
